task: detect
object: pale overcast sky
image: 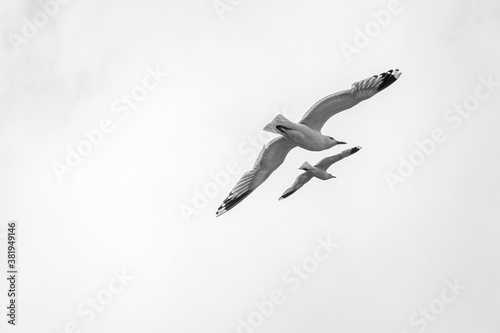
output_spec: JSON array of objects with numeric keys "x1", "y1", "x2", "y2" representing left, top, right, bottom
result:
[{"x1": 0, "y1": 0, "x2": 499, "y2": 332}]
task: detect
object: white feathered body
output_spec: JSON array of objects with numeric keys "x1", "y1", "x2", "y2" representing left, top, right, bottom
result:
[
  {"x1": 299, "y1": 161, "x2": 334, "y2": 180},
  {"x1": 263, "y1": 114, "x2": 333, "y2": 151}
]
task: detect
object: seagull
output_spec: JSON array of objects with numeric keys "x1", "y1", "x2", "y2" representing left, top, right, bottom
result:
[
  {"x1": 279, "y1": 146, "x2": 362, "y2": 200},
  {"x1": 216, "y1": 69, "x2": 402, "y2": 217}
]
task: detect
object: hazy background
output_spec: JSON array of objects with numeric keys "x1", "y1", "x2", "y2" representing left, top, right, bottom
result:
[{"x1": 0, "y1": 0, "x2": 499, "y2": 332}]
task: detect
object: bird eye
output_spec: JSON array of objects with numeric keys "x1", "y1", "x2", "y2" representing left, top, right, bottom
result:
[{"x1": 329, "y1": 137, "x2": 334, "y2": 140}]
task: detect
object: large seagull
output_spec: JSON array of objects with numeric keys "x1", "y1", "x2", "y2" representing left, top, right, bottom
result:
[{"x1": 216, "y1": 69, "x2": 402, "y2": 217}]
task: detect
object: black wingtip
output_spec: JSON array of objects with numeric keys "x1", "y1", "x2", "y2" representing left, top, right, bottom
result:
[
  {"x1": 215, "y1": 190, "x2": 253, "y2": 217},
  {"x1": 215, "y1": 205, "x2": 223, "y2": 217},
  {"x1": 215, "y1": 206, "x2": 223, "y2": 217},
  {"x1": 351, "y1": 146, "x2": 362, "y2": 154},
  {"x1": 377, "y1": 69, "x2": 401, "y2": 92},
  {"x1": 340, "y1": 146, "x2": 362, "y2": 156},
  {"x1": 279, "y1": 189, "x2": 297, "y2": 200}
]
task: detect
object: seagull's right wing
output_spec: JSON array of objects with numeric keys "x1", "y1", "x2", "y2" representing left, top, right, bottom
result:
[
  {"x1": 216, "y1": 137, "x2": 296, "y2": 217},
  {"x1": 315, "y1": 146, "x2": 362, "y2": 170},
  {"x1": 299, "y1": 69, "x2": 402, "y2": 131},
  {"x1": 278, "y1": 172, "x2": 313, "y2": 200}
]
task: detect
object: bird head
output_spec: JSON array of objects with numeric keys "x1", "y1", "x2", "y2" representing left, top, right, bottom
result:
[{"x1": 325, "y1": 136, "x2": 346, "y2": 148}]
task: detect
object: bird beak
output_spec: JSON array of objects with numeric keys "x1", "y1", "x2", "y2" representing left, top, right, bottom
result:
[{"x1": 336, "y1": 141, "x2": 347, "y2": 145}]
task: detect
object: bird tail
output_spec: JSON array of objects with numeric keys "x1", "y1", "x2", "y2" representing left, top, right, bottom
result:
[
  {"x1": 263, "y1": 114, "x2": 293, "y2": 134},
  {"x1": 299, "y1": 161, "x2": 313, "y2": 171}
]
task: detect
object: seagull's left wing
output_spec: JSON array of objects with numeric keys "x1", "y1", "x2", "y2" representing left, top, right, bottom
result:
[
  {"x1": 299, "y1": 69, "x2": 402, "y2": 131},
  {"x1": 216, "y1": 137, "x2": 296, "y2": 217},
  {"x1": 278, "y1": 172, "x2": 313, "y2": 200}
]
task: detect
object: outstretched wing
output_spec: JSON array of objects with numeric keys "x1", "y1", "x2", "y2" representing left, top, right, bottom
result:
[
  {"x1": 315, "y1": 146, "x2": 362, "y2": 170},
  {"x1": 299, "y1": 69, "x2": 402, "y2": 131},
  {"x1": 278, "y1": 172, "x2": 314, "y2": 200},
  {"x1": 216, "y1": 137, "x2": 296, "y2": 217}
]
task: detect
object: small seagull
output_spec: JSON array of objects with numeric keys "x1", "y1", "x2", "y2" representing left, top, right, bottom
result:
[
  {"x1": 216, "y1": 69, "x2": 402, "y2": 217},
  {"x1": 279, "y1": 146, "x2": 362, "y2": 200}
]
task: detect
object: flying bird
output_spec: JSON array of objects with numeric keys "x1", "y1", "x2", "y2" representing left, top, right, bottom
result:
[
  {"x1": 216, "y1": 69, "x2": 402, "y2": 217},
  {"x1": 279, "y1": 146, "x2": 362, "y2": 200}
]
